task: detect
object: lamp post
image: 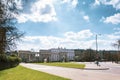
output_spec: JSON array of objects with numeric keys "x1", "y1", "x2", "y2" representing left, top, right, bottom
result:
[
  {"x1": 95, "y1": 34, "x2": 101, "y2": 60},
  {"x1": 96, "y1": 35, "x2": 98, "y2": 55}
]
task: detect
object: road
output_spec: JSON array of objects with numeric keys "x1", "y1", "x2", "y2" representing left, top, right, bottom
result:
[{"x1": 20, "y1": 62, "x2": 120, "y2": 80}]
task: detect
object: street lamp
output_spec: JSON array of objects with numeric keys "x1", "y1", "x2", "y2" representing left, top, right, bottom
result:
[{"x1": 95, "y1": 34, "x2": 101, "y2": 60}]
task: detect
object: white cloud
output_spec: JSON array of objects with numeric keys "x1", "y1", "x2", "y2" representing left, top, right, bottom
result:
[
  {"x1": 93, "y1": 0, "x2": 100, "y2": 6},
  {"x1": 16, "y1": 14, "x2": 28, "y2": 23},
  {"x1": 105, "y1": 28, "x2": 120, "y2": 40},
  {"x1": 64, "y1": 30, "x2": 93, "y2": 40},
  {"x1": 17, "y1": 29, "x2": 120, "y2": 51},
  {"x1": 71, "y1": 0, "x2": 78, "y2": 7},
  {"x1": 17, "y1": 0, "x2": 57, "y2": 23},
  {"x1": 103, "y1": 13, "x2": 120, "y2": 24},
  {"x1": 114, "y1": 31, "x2": 120, "y2": 35},
  {"x1": 18, "y1": 36, "x2": 95, "y2": 51},
  {"x1": 83, "y1": 15, "x2": 90, "y2": 22},
  {"x1": 17, "y1": 30, "x2": 94, "y2": 51},
  {"x1": 107, "y1": 34, "x2": 120, "y2": 40},
  {"x1": 93, "y1": 0, "x2": 120, "y2": 10},
  {"x1": 79, "y1": 11, "x2": 90, "y2": 22},
  {"x1": 62, "y1": 0, "x2": 78, "y2": 8},
  {"x1": 16, "y1": 0, "x2": 79, "y2": 23},
  {"x1": 103, "y1": 0, "x2": 120, "y2": 10},
  {"x1": 113, "y1": 27, "x2": 120, "y2": 35}
]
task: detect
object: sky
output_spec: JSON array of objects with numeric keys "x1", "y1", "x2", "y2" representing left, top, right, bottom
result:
[{"x1": 15, "y1": 0, "x2": 120, "y2": 51}]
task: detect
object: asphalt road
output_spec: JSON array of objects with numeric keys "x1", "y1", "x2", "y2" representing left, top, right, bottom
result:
[{"x1": 20, "y1": 62, "x2": 120, "y2": 80}]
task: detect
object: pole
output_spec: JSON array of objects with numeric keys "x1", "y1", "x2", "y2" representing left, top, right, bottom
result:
[
  {"x1": 96, "y1": 35, "x2": 98, "y2": 54},
  {"x1": 96, "y1": 35, "x2": 98, "y2": 60},
  {"x1": 95, "y1": 34, "x2": 101, "y2": 60}
]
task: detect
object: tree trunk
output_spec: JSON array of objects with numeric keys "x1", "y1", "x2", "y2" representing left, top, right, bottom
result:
[{"x1": 0, "y1": 27, "x2": 6, "y2": 54}]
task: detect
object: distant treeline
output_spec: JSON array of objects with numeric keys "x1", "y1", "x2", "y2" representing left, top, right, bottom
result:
[{"x1": 74, "y1": 49, "x2": 120, "y2": 62}]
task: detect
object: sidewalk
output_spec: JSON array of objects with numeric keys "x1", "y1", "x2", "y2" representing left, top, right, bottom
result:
[{"x1": 70, "y1": 62, "x2": 109, "y2": 70}]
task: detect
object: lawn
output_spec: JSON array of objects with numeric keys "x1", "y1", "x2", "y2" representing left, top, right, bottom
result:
[
  {"x1": 38, "y1": 62, "x2": 85, "y2": 69},
  {"x1": 0, "y1": 66, "x2": 70, "y2": 80}
]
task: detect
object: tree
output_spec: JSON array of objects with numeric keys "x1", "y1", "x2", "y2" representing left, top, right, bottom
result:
[
  {"x1": 0, "y1": 0, "x2": 24, "y2": 53},
  {"x1": 82, "y1": 49, "x2": 96, "y2": 62},
  {"x1": 113, "y1": 39, "x2": 120, "y2": 63},
  {"x1": 113, "y1": 39, "x2": 120, "y2": 51}
]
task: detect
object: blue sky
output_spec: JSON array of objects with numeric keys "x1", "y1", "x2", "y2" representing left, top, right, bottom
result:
[{"x1": 15, "y1": 0, "x2": 120, "y2": 51}]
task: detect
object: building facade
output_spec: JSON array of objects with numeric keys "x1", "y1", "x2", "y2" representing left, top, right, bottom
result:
[
  {"x1": 50, "y1": 48, "x2": 74, "y2": 62},
  {"x1": 18, "y1": 49, "x2": 119, "y2": 62},
  {"x1": 18, "y1": 50, "x2": 39, "y2": 62},
  {"x1": 18, "y1": 48, "x2": 75, "y2": 62}
]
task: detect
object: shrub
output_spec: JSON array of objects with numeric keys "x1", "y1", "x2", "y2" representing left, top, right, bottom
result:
[
  {"x1": 0, "y1": 54, "x2": 21, "y2": 70},
  {"x1": 0, "y1": 54, "x2": 8, "y2": 62}
]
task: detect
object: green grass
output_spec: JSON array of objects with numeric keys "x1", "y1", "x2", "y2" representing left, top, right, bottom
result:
[
  {"x1": 38, "y1": 62, "x2": 85, "y2": 69},
  {"x1": 0, "y1": 66, "x2": 70, "y2": 80}
]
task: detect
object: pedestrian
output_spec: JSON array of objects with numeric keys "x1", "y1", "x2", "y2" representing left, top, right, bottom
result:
[{"x1": 96, "y1": 61, "x2": 100, "y2": 66}]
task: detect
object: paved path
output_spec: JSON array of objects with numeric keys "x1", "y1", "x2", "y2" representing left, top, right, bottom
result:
[
  {"x1": 83, "y1": 62, "x2": 120, "y2": 74},
  {"x1": 76, "y1": 62, "x2": 109, "y2": 70},
  {"x1": 20, "y1": 63, "x2": 120, "y2": 80}
]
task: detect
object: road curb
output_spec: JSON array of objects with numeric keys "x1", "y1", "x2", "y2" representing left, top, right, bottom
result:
[{"x1": 84, "y1": 68, "x2": 109, "y2": 70}]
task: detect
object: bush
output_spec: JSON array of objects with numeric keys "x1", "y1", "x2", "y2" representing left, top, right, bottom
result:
[
  {"x1": 0, "y1": 54, "x2": 8, "y2": 62},
  {"x1": 0, "y1": 54, "x2": 21, "y2": 70}
]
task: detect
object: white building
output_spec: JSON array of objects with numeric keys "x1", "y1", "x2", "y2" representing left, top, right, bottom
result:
[
  {"x1": 50, "y1": 48, "x2": 75, "y2": 62},
  {"x1": 18, "y1": 48, "x2": 75, "y2": 62}
]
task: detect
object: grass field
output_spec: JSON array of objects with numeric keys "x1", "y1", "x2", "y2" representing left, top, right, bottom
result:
[
  {"x1": 0, "y1": 66, "x2": 69, "y2": 80},
  {"x1": 38, "y1": 62, "x2": 85, "y2": 69}
]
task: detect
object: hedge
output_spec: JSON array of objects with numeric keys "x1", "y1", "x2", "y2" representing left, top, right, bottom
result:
[{"x1": 0, "y1": 54, "x2": 21, "y2": 70}]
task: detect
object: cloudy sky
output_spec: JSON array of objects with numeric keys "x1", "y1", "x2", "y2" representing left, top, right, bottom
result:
[{"x1": 15, "y1": 0, "x2": 120, "y2": 51}]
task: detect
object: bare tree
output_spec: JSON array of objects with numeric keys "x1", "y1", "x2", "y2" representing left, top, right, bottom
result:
[
  {"x1": 113, "y1": 39, "x2": 120, "y2": 63},
  {"x1": 0, "y1": 0, "x2": 24, "y2": 53}
]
